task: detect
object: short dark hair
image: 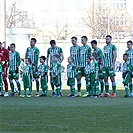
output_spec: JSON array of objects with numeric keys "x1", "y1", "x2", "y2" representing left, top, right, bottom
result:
[
  {"x1": 26, "y1": 58, "x2": 32, "y2": 64},
  {"x1": 40, "y1": 56, "x2": 46, "y2": 61},
  {"x1": 68, "y1": 56, "x2": 74, "y2": 61},
  {"x1": 10, "y1": 43, "x2": 15, "y2": 47},
  {"x1": 123, "y1": 53, "x2": 129, "y2": 57},
  {"x1": 71, "y1": 36, "x2": 77, "y2": 40},
  {"x1": 53, "y1": 54, "x2": 60, "y2": 59},
  {"x1": 106, "y1": 35, "x2": 112, "y2": 39},
  {"x1": 81, "y1": 36, "x2": 88, "y2": 40},
  {"x1": 87, "y1": 56, "x2": 91, "y2": 60},
  {"x1": 50, "y1": 40, "x2": 56, "y2": 45},
  {"x1": 127, "y1": 40, "x2": 132, "y2": 45},
  {"x1": 31, "y1": 38, "x2": 37, "y2": 43},
  {"x1": 91, "y1": 40, "x2": 97, "y2": 45}
]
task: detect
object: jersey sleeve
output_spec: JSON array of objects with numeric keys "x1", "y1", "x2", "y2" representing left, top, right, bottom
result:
[
  {"x1": 45, "y1": 65, "x2": 48, "y2": 72},
  {"x1": 25, "y1": 48, "x2": 29, "y2": 58},
  {"x1": 95, "y1": 62, "x2": 99, "y2": 71},
  {"x1": 34, "y1": 48, "x2": 40, "y2": 66},
  {"x1": 88, "y1": 46, "x2": 92, "y2": 56},
  {"x1": 16, "y1": 52, "x2": 21, "y2": 67},
  {"x1": 47, "y1": 48, "x2": 50, "y2": 55},
  {"x1": 112, "y1": 45, "x2": 117, "y2": 51},
  {"x1": 98, "y1": 49, "x2": 104, "y2": 58},
  {"x1": 60, "y1": 47, "x2": 63, "y2": 54}
]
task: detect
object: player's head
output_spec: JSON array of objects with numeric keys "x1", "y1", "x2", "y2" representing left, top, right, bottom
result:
[
  {"x1": 71, "y1": 36, "x2": 77, "y2": 46},
  {"x1": 50, "y1": 40, "x2": 56, "y2": 48},
  {"x1": 98, "y1": 57, "x2": 103, "y2": 64},
  {"x1": 30, "y1": 38, "x2": 37, "y2": 47},
  {"x1": 68, "y1": 56, "x2": 74, "y2": 63},
  {"x1": 86, "y1": 56, "x2": 91, "y2": 63},
  {"x1": 92, "y1": 52, "x2": 97, "y2": 60},
  {"x1": 10, "y1": 43, "x2": 16, "y2": 52},
  {"x1": 106, "y1": 35, "x2": 112, "y2": 44},
  {"x1": 53, "y1": 54, "x2": 60, "y2": 61},
  {"x1": 81, "y1": 36, "x2": 88, "y2": 45},
  {"x1": 25, "y1": 58, "x2": 32, "y2": 65},
  {"x1": 123, "y1": 53, "x2": 128, "y2": 61},
  {"x1": 40, "y1": 56, "x2": 46, "y2": 63},
  {"x1": 127, "y1": 40, "x2": 132, "y2": 49},
  {"x1": 91, "y1": 40, "x2": 97, "y2": 49}
]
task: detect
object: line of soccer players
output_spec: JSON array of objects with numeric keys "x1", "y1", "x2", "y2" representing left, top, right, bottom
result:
[{"x1": 0, "y1": 35, "x2": 132, "y2": 97}]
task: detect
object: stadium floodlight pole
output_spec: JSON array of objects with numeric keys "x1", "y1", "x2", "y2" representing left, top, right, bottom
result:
[{"x1": 107, "y1": 0, "x2": 110, "y2": 34}]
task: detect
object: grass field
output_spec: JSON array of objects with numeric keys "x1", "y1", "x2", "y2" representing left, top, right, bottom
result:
[{"x1": 0, "y1": 90, "x2": 133, "y2": 133}]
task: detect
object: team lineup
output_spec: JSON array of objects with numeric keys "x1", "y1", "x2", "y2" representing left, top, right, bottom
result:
[{"x1": 0, "y1": 35, "x2": 133, "y2": 98}]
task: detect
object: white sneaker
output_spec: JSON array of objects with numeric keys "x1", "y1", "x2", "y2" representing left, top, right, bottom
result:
[{"x1": 4, "y1": 92, "x2": 9, "y2": 97}]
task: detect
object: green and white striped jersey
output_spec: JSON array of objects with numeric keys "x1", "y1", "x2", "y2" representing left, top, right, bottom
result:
[
  {"x1": 47, "y1": 46, "x2": 63, "y2": 64},
  {"x1": 79, "y1": 45, "x2": 92, "y2": 67},
  {"x1": 25, "y1": 47, "x2": 40, "y2": 67},
  {"x1": 23, "y1": 65, "x2": 32, "y2": 77},
  {"x1": 125, "y1": 48, "x2": 133, "y2": 67},
  {"x1": 85, "y1": 60, "x2": 98, "y2": 75},
  {"x1": 93, "y1": 47, "x2": 104, "y2": 61},
  {"x1": 67, "y1": 63, "x2": 76, "y2": 78},
  {"x1": 103, "y1": 44, "x2": 117, "y2": 67},
  {"x1": 9, "y1": 51, "x2": 21, "y2": 71},
  {"x1": 50, "y1": 61, "x2": 61, "y2": 76},
  {"x1": 122, "y1": 61, "x2": 131, "y2": 73},
  {"x1": 38, "y1": 64, "x2": 48, "y2": 77},
  {"x1": 70, "y1": 45, "x2": 80, "y2": 67}
]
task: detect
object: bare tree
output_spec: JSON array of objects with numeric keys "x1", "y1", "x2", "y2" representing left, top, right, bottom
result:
[
  {"x1": 49, "y1": 21, "x2": 72, "y2": 40},
  {"x1": 6, "y1": 3, "x2": 36, "y2": 28},
  {"x1": 82, "y1": 2, "x2": 132, "y2": 39}
]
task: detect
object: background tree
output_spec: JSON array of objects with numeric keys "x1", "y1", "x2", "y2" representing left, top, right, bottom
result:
[
  {"x1": 6, "y1": 3, "x2": 36, "y2": 28},
  {"x1": 82, "y1": 2, "x2": 132, "y2": 39}
]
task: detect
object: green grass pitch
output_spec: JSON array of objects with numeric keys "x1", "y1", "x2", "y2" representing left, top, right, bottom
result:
[{"x1": 0, "y1": 90, "x2": 133, "y2": 133}]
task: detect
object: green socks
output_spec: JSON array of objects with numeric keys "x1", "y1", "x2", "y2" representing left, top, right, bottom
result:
[
  {"x1": 100, "y1": 80, "x2": 104, "y2": 93},
  {"x1": 112, "y1": 82, "x2": 116, "y2": 93},
  {"x1": 124, "y1": 85, "x2": 129, "y2": 95},
  {"x1": 105, "y1": 82, "x2": 109, "y2": 93},
  {"x1": 129, "y1": 83, "x2": 133, "y2": 93},
  {"x1": 36, "y1": 79, "x2": 39, "y2": 92},
  {"x1": 77, "y1": 81, "x2": 81, "y2": 92},
  {"x1": 70, "y1": 86, "x2": 75, "y2": 95},
  {"x1": 10, "y1": 81, "x2": 14, "y2": 94}
]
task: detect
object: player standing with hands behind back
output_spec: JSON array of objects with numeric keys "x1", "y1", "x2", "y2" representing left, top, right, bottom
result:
[
  {"x1": 103, "y1": 35, "x2": 117, "y2": 97},
  {"x1": 25, "y1": 38, "x2": 40, "y2": 97}
]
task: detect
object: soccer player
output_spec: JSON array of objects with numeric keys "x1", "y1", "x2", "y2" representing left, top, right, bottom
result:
[
  {"x1": 91, "y1": 40, "x2": 103, "y2": 60},
  {"x1": 90, "y1": 40, "x2": 104, "y2": 96},
  {"x1": 47, "y1": 40, "x2": 64, "y2": 96},
  {"x1": 125, "y1": 40, "x2": 133, "y2": 97},
  {"x1": 50, "y1": 54, "x2": 62, "y2": 97},
  {"x1": 67, "y1": 56, "x2": 76, "y2": 97},
  {"x1": 22, "y1": 58, "x2": 33, "y2": 97},
  {"x1": 8, "y1": 43, "x2": 21, "y2": 96},
  {"x1": 103, "y1": 35, "x2": 117, "y2": 97},
  {"x1": 38, "y1": 56, "x2": 48, "y2": 97},
  {"x1": 25, "y1": 38, "x2": 40, "y2": 97},
  {"x1": 0, "y1": 42, "x2": 9, "y2": 97},
  {"x1": 122, "y1": 53, "x2": 132, "y2": 98},
  {"x1": 70, "y1": 36, "x2": 80, "y2": 67},
  {"x1": 83, "y1": 53, "x2": 99, "y2": 97},
  {"x1": 76, "y1": 36, "x2": 92, "y2": 97}
]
